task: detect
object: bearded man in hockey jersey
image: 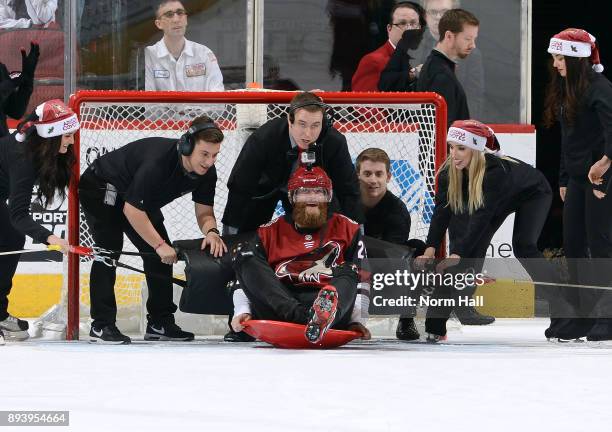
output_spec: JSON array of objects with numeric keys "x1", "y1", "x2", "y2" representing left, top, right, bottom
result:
[{"x1": 230, "y1": 166, "x2": 371, "y2": 343}]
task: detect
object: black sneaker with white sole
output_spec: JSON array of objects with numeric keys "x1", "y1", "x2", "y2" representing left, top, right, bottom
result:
[
  {"x1": 144, "y1": 321, "x2": 194, "y2": 341},
  {"x1": 0, "y1": 314, "x2": 30, "y2": 341},
  {"x1": 89, "y1": 324, "x2": 131, "y2": 344}
]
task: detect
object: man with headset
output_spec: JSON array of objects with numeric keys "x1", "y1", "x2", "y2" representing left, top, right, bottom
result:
[
  {"x1": 78, "y1": 115, "x2": 226, "y2": 344},
  {"x1": 222, "y1": 91, "x2": 363, "y2": 234},
  {"x1": 222, "y1": 91, "x2": 362, "y2": 342}
]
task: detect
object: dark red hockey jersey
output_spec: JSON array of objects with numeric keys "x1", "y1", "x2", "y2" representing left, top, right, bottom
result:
[{"x1": 257, "y1": 213, "x2": 365, "y2": 288}]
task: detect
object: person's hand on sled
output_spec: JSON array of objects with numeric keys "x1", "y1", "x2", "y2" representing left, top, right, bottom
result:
[
  {"x1": 156, "y1": 242, "x2": 177, "y2": 265},
  {"x1": 436, "y1": 254, "x2": 461, "y2": 273},
  {"x1": 348, "y1": 322, "x2": 371, "y2": 340},
  {"x1": 231, "y1": 313, "x2": 251, "y2": 332},
  {"x1": 201, "y1": 229, "x2": 227, "y2": 258},
  {"x1": 415, "y1": 246, "x2": 436, "y2": 270}
]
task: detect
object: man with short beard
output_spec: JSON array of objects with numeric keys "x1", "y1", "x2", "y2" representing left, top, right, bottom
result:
[
  {"x1": 415, "y1": 8, "x2": 478, "y2": 125},
  {"x1": 230, "y1": 166, "x2": 371, "y2": 344}
]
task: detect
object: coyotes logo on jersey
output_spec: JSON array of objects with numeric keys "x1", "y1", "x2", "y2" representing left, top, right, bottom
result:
[{"x1": 275, "y1": 241, "x2": 341, "y2": 285}]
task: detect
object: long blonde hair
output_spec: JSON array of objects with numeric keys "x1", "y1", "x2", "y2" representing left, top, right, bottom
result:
[
  {"x1": 440, "y1": 151, "x2": 519, "y2": 214},
  {"x1": 442, "y1": 150, "x2": 486, "y2": 214}
]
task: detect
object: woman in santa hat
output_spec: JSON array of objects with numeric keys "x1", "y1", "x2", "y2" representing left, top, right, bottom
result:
[
  {"x1": 417, "y1": 120, "x2": 556, "y2": 342},
  {"x1": 0, "y1": 99, "x2": 78, "y2": 342},
  {"x1": 543, "y1": 28, "x2": 612, "y2": 343}
]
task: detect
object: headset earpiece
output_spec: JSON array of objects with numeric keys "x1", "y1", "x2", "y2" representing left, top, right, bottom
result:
[{"x1": 177, "y1": 122, "x2": 219, "y2": 156}]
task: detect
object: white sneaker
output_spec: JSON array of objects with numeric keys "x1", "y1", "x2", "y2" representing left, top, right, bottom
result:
[{"x1": 0, "y1": 315, "x2": 29, "y2": 341}]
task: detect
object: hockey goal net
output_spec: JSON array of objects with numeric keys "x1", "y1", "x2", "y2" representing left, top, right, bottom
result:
[{"x1": 64, "y1": 90, "x2": 447, "y2": 340}]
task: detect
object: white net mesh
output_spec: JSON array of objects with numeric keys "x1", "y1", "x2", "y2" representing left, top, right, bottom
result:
[{"x1": 65, "y1": 92, "x2": 443, "y2": 337}]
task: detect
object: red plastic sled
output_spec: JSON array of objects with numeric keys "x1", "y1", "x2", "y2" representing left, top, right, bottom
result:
[{"x1": 242, "y1": 320, "x2": 361, "y2": 349}]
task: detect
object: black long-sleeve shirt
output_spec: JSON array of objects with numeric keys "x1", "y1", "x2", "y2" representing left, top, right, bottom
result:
[
  {"x1": 378, "y1": 45, "x2": 416, "y2": 92},
  {"x1": 0, "y1": 134, "x2": 53, "y2": 243},
  {"x1": 558, "y1": 71, "x2": 612, "y2": 192},
  {"x1": 363, "y1": 190, "x2": 411, "y2": 245},
  {"x1": 416, "y1": 49, "x2": 470, "y2": 127},
  {"x1": 426, "y1": 154, "x2": 550, "y2": 257},
  {"x1": 0, "y1": 78, "x2": 33, "y2": 138}
]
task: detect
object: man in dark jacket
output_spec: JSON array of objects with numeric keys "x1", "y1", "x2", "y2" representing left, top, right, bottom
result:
[
  {"x1": 222, "y1": 91, "x2": 363, "y2": 234},
  {"x1": 408, "y1": 0, "x2": 484, "y2": 119},
  {"x1": 415, "y1": 8, "x2": 478, "y2": 126}
]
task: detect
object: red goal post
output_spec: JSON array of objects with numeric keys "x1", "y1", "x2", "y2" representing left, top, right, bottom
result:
[{"x1": 66, "y1": 90, "x2": 447, "y2": 340}]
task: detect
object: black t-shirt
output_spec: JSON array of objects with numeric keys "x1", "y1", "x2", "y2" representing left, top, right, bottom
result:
[
  {"x1": 363, "y1": 190, "x2": 411, "y2": 245},
  {"x1": 92, "y1": 137, "x2": 217, "y2": 211}
]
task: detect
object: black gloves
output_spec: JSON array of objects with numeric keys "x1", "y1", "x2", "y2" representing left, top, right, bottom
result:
[
  {"x1": 397, "y1": 28, "x2": 426, "y2": 52},
  {"x1": 20, "y1": 41, "x2": 40, "y2": 82}
]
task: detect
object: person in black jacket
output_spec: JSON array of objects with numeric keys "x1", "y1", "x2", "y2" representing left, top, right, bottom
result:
[
  {"x1": 0, "y1": 42, "x2": 39, "y2": 137},
  {"x1": 0, "y1": 99, "x2": 77, "y2": 341},
  {"x1": 357, "y1": 147, "x2": 422, "y2": 341},
  {"x1": 222, "y1": 92, "x2": 363, "y2": 234},
  {"x1": 78, "y1": 115, "x2": 226, "y2": 344},
  {"x1": 415, "y1": 8, "x2": 478, "y2": 126},
  {"x1": 543, "y1": 28, "x2": 612, "y2": 342},
  {"x1": 378, "y1": 4, "x2": 427, "y2": 92},
  {"x1": 417, "y1": 120, "x2": 555, "y2": 342}
]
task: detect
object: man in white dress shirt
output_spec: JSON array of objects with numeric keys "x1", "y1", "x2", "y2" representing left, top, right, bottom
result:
[{"x1": 145, "y1": 0, "x2": 224, "y2": 92}]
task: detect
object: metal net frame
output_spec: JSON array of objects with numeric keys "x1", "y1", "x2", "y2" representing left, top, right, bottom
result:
[{"x1": 65, "y1": 90, "x2": 447, "y2": 340}]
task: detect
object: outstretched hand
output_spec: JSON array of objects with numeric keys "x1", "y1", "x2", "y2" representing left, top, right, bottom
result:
[
  {"x1": 347, "y1": 322, "x2": 371, "y2": 340},
  {"x1": 231, "y1": 313, "x2": 251, "y2": 332},
  {"x1": 20, "y1": 41, "x2": 40, "y2": 81}
]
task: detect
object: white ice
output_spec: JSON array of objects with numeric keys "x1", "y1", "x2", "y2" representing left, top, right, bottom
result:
[{"x1": 1, "y1": 318, "x2": 611, "y2": 432}]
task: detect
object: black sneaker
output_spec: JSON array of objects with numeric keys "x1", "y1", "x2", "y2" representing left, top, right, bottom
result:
[
  {"x1": 144, "y1": 320, "x2": 194, "y2": 341},
  {"x1": 587, "y1": 318, "x2": 612, "y2": 343},
  {"x1": 556, "y1": 318, "x2": 594, "y2": 342},
  {"x1": 454, "y1": 306, "x2": 495, "y2": 325},
  {"x1": 396, "y1": 317, "x2": 420, "y2": 341},
  {"x1": 89, "y1": 324, "x2": 131, "y2": 344},
  {"x1": 224, "y1": 329, "x2": 255, "y2": 342},
  {"x1": 0, "y1": 314, "x2": 30, "y2": 341}
]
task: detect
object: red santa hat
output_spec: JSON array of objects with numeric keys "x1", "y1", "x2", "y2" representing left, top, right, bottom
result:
[
  {"x1": 34, "y1": 99, "x2": 80, "y2": 137},
  {"x1": 447, "y1": 120, "x2": 502, "y2": 155},
  {"x1": 547, "y1": 28, "x2": 604, "y2": 73},
  {"x1": 16, "y1": 99, "x2": 80, "y2": 142}
]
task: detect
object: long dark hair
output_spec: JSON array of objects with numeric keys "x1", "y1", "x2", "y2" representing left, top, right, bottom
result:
[
  {"x1": 543, "y1": 56, "x2": 592, "y2": 128},
  {"x1": 22, "y1": 130, "x2": 75, "y2": 207}
]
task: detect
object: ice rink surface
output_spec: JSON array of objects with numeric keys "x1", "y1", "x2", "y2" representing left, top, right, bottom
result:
[{"x1": 2, "y1": 318, "x2": 611, "y2": 432}]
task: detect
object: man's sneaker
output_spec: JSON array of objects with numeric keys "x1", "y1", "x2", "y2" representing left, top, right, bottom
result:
[
  {"x1": 144, "y1": 320, "x2": 194, "y2": 341},
  {"x1": 305, "y1": 285, "x2": 338, "y2": 344},
  {"x1": 453, "y1": 305, "x2": 495, "y2": 325},
  {"x1": 89, "y1": 324, "x2": 131, "y2": 344},
  {"x1": 396, "y1": 317, "x2": 420, "y2": 341},
  {"x1": 426, "y1": 333, "x2": 448, "y2": 343},
  {"x1": 0, "y1": 314, "x2": 30, "y2": 341},
  {"x1": 0, "y1": 329, "x2": 5, "y2": 346},
  {"x1": 587, "y1": 318, "x2": 612, "y2": 343},
  {"x1": 223, "y1": 329, "x2": 255, "y2": 342},
  {"x1": 556, "y1": 318, "x2": 594, "y2": 342}
]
